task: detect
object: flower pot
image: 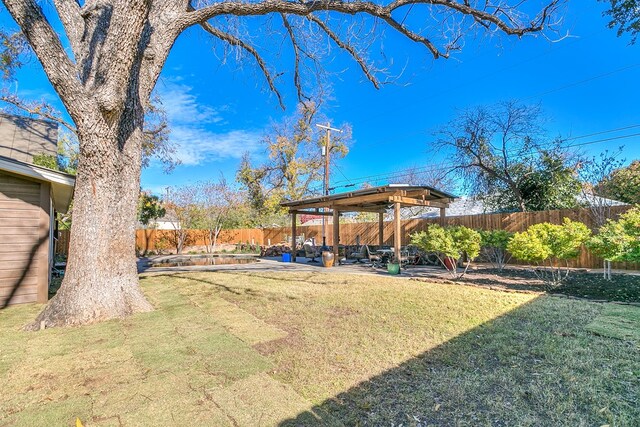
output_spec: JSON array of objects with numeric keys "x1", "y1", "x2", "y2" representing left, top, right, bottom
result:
[
  {"x1": 282, "y1": 253, "x2": 291, "y2": 262},
  {"x1": 322, "y1": 251, "x2": 334, "y2": 268},
  {"x1": 387, "y1": 262, "x2": 400, "y2": 275}
]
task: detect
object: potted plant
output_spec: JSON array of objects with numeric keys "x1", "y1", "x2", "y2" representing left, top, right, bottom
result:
[{"x1": 387, "y1": 254, "x2": 401, "y2": 275}]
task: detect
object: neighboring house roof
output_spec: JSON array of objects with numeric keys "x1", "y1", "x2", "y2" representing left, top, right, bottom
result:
[
  {"x1": 0, "y1": 155, "x2": 75, "y2": 213},
  {"x1": 575, "y1": 193, "x2": 627, "y2": 207},
  {"x1": 0, "y1": 113, "x2": 58, "y2": 163},
  {"x1": 407, "y1": 194, "x2": 628, "y2": 220},
  {"x1": 406, "y1": 197, "x2": 485, "y2": 219}
]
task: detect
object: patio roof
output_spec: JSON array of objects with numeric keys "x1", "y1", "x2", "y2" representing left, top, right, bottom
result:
[
  {"x1": 280, "y1": 184, "x2": 456, "y2": 214},
  {"x1": 281, "y1": 184, "x2": 457, "y2": 265}
]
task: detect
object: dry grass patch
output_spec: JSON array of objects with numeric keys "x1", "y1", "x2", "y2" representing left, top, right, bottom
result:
[
  {"x1": 173, "y1": 271, "x2": 639, "y2": 426},
  {"x1": 176, "y1": 272, "x2": 538, "y2": 401},
  {"x1": 1, "y1": 271, "x2": 638, "y2": 426}
]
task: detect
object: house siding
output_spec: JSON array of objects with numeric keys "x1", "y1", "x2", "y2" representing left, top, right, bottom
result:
[
  {"x1": 0, "y1": 114, "x2": 57, "y2": 164},
  {"x1": 0, "y1": 171, "x2": 49, "y2": 305}
]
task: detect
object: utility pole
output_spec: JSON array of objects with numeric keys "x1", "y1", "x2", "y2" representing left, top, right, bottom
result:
[{"x1": 316, "y1": 122, "x2": 342, "y2": 249}]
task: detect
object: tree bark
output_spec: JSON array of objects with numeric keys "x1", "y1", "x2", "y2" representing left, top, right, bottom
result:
[{"x1": 28, "y1": 110, "x2": 153, "y2": 329}]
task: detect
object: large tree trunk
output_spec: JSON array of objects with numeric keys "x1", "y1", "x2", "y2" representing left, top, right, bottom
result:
[{"x1": 28, "y1": 110, "x2": 153, "y2": 329}]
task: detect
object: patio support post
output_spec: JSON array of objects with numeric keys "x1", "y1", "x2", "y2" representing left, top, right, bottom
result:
[
  {"x1": 333, "y1": 209, "x2": 340, "y2": 261},
  {"x1": 378, "y1": 212, "x2": 384, "y2": 248},
  {"x1": 440, "y1": 207, "x2": 446, "y2": 226},
  {"x1": 394, "y1": 202, "x2": 401, "y2": 264},
  {"x1": 291, "y1": 211, "x2": 297, "y2": 262}
]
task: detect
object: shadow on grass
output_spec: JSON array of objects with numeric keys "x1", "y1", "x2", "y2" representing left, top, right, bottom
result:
[
  {"x1": 143, "y1": 273, "x2": 251, "y2": 296},
  {"x1": 279, "y1": 297, "x2": 639, "y2": 426}
]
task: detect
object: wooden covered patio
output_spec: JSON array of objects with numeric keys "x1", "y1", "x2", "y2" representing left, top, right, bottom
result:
[{"x1": 280, "y1": 184, "x2": 456, "y2": 263}]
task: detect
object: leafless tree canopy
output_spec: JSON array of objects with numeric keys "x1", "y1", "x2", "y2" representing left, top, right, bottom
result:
[{"x1": 435, "y1": 101, "x2": 546, "y2": 212}]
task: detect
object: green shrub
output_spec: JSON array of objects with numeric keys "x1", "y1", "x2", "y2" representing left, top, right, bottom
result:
[
  {"x1": 411, "y1": 224, "x2": 481, "y2": 278},
  {"x1": 587, "y1": 220, "x2": 631, "y2": 280},
  {"x1": 588, "y1": 205, "x2": 640, "y2": 280},
  {"x1": 479, "y1": 230, "x2": 513, "y2": 271},
  {"x1": 619, "y1": 205, "x2": 640, "y2": 263},
  {"x1": 507, "y1": 218, "x2": 591, "y2": 287}
]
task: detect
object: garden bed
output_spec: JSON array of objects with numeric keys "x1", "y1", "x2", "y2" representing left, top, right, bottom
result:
[{"x1": 411, "y1": 266, "x2": 640, "y2": 303}]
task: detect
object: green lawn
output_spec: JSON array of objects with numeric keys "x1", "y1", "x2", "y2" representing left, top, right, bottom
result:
[{"x1": 1, "y1": 272, "x2": 638, "y2": 426}]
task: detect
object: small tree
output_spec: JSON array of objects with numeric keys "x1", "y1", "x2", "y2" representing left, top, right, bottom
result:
[
  {"x1": 587, "y1": 205, "x2": 640, "y2": 280},
  {"x1": 196, "y1": 179, "x2": 245, "y2": 253},
  {"x1": 137, "y1": 191, "x2": 166, "y2": 256},
  {"x1": 619, "y1": 206, "x2": 640, "y2": 263},
  {"x1": 479, "y1": 229, "x2": 513, "y2": 271},
  {"x1": 586, "y1": 220, "x2": 631, "y2": 280},
  {"x1": 411, "y1": 225, "x2": 481, "y2": 279},
  {"x1": 164, "y1": 185, "x2": 200, "y2": 254},
  {"x1": 579, "y1": 149, "x2": 627, "y2": 275},
  {"x1": 137, "y1": 192, "x2": 166, "y2": 229},
  {"x1": 507, "y1": 218, "x2": 591, "y2": 287}
]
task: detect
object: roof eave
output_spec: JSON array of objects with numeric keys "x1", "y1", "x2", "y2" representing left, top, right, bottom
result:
[{"x1": 0, "y1": 155, "x2": 75, "y2": 213}]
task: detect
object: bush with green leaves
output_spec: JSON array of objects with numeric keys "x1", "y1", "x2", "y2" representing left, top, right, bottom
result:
[
  {"x1": 619, "y1": 205, "x2": 640, "y2": 262},
  {"x1": 587, "y1": 205, "x2": 640, "y2": 280},
  {"x1": 411, "y1": 224, "x2": 481, "y2": 278},
  {"x1": 507, "y1": 218, "x2": 591, "y2": 287},
  {"x1": 587, "y1": 220, "x2": 631, "y2": 280},
  {"x1": 479, "y1": 229, "x2": 514, "y2": 271}
]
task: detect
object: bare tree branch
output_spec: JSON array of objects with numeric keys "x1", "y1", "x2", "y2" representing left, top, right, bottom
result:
[
  {"x1": 182, "y1": 0, "x2": 561, "y2": 97},
  {"x1": 184, "y1": 0, "x2": 561, "y2": 37},
  {"x1": 305, "y1": 13, "x2": 381, "y2": 89},
  {"x1": 280, "y1": 13, "x2": 309, "y2": 102},
  {"x1": 0, "y1": 94, "x2": 76, "y2": 132},
  {"x1": 2, "y1": 0, "x2": 93, "y2": 124},
  {"x1": 188, "y1": 3, "x2": 285, "y2": 109}
]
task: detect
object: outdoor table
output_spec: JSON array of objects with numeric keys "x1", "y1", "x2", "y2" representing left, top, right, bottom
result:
[{"x1": 376, "y1": 249, "x2": 394, "y2": 266}]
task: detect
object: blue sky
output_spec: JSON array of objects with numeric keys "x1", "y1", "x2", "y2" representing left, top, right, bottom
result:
[{"x1": 2, "y1": 2, "x2": 639, "y2": 196}]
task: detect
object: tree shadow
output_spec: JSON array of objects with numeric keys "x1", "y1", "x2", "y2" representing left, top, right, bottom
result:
[
  {"x1": 0, "y1": 114, "x2": 58, "y2": 162},
  {"x1": 278, "y1": 297, "x2": 638, "y2": 426},
  {"x1": 144, "y1": 273, "x2": 267, "y2": 298},
  {"x1": 1, "y1": 232, "x2": 49, "y2": 308}
]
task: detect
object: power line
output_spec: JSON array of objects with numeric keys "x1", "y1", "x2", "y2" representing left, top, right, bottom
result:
[
  {"x1": 335, "y1": 128, "x2": 638, "y2": 186},
  {"x1": 333, "y1": 163, "x2": 354, "y2": 185},
  {"x1": 563, "y1": 124, "x2": 640, "y2": 142},
  {"x1": 353, "y1": 61, "x2": 640, "y2": 151},
  {"x1": 329, "y1": 128, "x2": 640, "y2": 190},
  {"x1": 520, "y1": 62, "x2": 640, "y2": 102}
]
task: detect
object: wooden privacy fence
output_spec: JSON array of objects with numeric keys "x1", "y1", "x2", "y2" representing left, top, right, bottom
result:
[
  {"x1": 56, "y1": 205, "x2": 637, "y2": 269},
  {"x1": 135, "y1": 228, "x2": 264, "y2": 253}
]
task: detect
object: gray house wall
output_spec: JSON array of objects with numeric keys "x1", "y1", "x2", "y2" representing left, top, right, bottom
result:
[
  {"x1": 0, "y1": 114, "x2": 59, "y2": 305},
  {"x1": 0, "y1": 114, "x2": 58, "y2": 163}
]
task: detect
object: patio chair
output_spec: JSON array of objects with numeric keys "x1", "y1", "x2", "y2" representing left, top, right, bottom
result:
[
  {"x1": 398, "y1": 248, "x2": 411, "y2": 269},
  {"x1": 303, "y1": 242, "x2": 320, "y2": 263},
  {"x1": 365, "y1": 246, "x2": 383, "y2": 268},
  {"x1": 348, "y1": 245, "x2": 369, "y2": 263},
  {"x1": 338, "y1": 245, "x2": 348, "y2": 265}
]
